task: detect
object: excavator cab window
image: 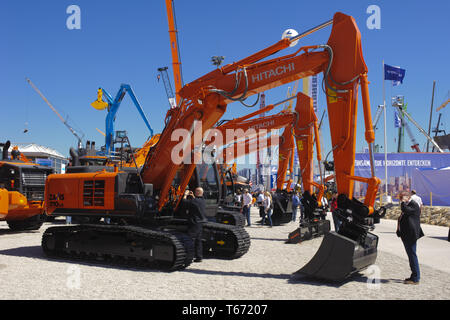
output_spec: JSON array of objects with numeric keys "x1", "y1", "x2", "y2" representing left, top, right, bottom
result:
[{"x1": 197, "y1": 163, "x2": 219, "y2": 205}]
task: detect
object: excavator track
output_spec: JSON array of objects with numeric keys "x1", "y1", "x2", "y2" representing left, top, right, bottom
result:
[
  {"x1": 41, "y1": 224, "x2": 194, "y2": 271},
  {"x1": 202, "y1": 222, "x2": 251, "y2": 259},
  {"x1": 216, "y1": 210, "x2": 246, "y2": 227}
]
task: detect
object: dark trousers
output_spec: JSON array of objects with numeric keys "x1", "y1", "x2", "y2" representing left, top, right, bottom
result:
[
  {"x1": 188, "y1": 224, "x2": 203, "y2": 259},
  {"x1": 262, "y1": 208, "x2": 273, "y2": 226},
  {"x1": 402, "y1": 240, "x2": 420, "y2": 282},
  {"x1": 259, "y1": 206, "x2": 265, "y2": 218},
  {"x1": 292, "y1": 206, "x2": 298, "y2": 222},
  {"x1": 242, "y1": 205, "x2": 251, "y2": 226}
]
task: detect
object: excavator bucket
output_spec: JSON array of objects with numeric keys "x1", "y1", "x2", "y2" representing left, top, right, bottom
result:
[
  {"x1": 270, "y1": 191, "x2": 293, "y2": 226},
  {"x1": 293, "y1": 231, "x2": 378, "y2": 282},
  {"x1": 91, "y1": 99, "x2": 109, "y2": 111},
  {"x1": 91, "y1": 88, "x2": 109, "y2": 110}
]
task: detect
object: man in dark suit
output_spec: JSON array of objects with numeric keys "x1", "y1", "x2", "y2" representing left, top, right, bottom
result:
[
  {"x1": 183, "y1": 187, "x2": 207, "y2": 263},
  {"x1": 397, "y1": 191, "x2": 424, "y2": 284}
]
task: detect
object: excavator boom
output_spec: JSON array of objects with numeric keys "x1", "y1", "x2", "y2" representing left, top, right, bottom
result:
[{"x1": 143, "y1": 13, "x2": 379, "y2": 215}]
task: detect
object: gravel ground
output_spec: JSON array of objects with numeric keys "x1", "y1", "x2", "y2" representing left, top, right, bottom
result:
[{"x1": 0, "y1": 208, "x2": 449, "y2": 300}]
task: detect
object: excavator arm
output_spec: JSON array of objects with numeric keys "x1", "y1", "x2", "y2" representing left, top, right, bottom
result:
[{"x1": 142, "y1": 13, "x2": 379, "y2": 214}]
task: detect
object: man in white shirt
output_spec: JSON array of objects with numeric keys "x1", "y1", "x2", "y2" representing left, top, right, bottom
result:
[
  {"x1": 241, "y1": 189, "x2": 253, "y2": 226},
  {"x1": 410, "y1": 190, "x2": 423, "y2": 209}
]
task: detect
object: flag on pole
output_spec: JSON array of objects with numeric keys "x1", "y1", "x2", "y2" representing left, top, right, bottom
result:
[{"x1": 384, "y1": 64, "x2": 406, "y2": 85}]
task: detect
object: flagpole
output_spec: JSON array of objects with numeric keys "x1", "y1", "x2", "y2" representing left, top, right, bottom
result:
[{"x1": 382, "y1": 60, "x2": 388, "y2": 202}]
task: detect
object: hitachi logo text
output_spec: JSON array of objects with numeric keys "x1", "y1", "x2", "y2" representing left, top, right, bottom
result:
[
  {"x1": 250, "y1": 120, "x2": 275, "y2": 130},
  {"x1": 251, "y1": 63, "x2": 295, "y2": 83}
]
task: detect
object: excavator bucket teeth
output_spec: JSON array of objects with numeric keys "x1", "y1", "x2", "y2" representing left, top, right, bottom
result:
[{"x1": 293, "y1": 231, "x2": 378, "y2": 282}]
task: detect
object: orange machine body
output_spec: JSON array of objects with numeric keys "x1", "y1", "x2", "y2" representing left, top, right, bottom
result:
[
  {"x1": 0, "y1": 189, "x2": 43, "y2": 221},
  {"x1": 0, "y1": 159, "x2": 53, "y2": 221},
  {"x1": 45, "y1": 170, "x2": 121, "y2": 216}
]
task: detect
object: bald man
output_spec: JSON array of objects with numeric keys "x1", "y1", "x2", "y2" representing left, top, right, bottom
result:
[{"x1": 186, "y1": 187, "x2": 207, "y2": 262}]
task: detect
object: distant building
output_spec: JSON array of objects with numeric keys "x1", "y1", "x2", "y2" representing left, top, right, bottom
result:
[{"x1": 8, "y1": 143, "x2": 68, "y2": 174}]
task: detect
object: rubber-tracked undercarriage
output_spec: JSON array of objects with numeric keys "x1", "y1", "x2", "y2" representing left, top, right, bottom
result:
[{"x1": 42, "y1": 163, "x2": 250, "y2": 271}]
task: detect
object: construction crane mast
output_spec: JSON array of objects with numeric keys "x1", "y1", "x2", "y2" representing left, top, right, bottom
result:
[
  {"x1": 158, "y1": 67, "x2": 177, "y2": 109},
  {"x1": 164, "y1": 0, "x2": 183, "y2": 105},
  {"x1": 392, "y1": 97, "x2": 444, "y2": 153},
  {"x1": 26, "y1": 77, "x2": 84, "y2": 148}
]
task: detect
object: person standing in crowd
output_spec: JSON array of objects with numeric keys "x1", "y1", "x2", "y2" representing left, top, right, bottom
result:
[
  {"x1": 321, "y1": 194, "x2": 329, "y2": 212},
  {"x1": 298, "y1": 192, "x2": 305, "y2": 221},
  {"x1": 397, "y1": 191, "x2": 424, "y2": 285},
  {"x1": 235, "y1": 190, "x2": 242, "y2": 207},
  {"x1": 410, "y1": 190, "x2": 423, "y2": 210},
  {"x1": 183, "y1": 187, "x2": 207, "y2": 263},
  {"x1": 262, "y1": 191, "x2": 273, "y2": 227},
  {"x1": 257, "y1": 190, "x2": 265, "y2": 219},
  {"x1": 330, "y1": 192, "x2": 341, "y2": 232},
  {"x1": 291, "y1": 192, "x2": 300, "y2": 222},
  {"x1": 241, "y1": 189, "x2": 253, "y2": 227}
]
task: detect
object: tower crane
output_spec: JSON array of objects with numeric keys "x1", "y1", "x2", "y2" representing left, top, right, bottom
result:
[
  {"x1": 26, "y1": 77, "x2": 84, "y2": 148},
  {"x1": 158, "y1": 67, "x2": 177, "y2": 109}
]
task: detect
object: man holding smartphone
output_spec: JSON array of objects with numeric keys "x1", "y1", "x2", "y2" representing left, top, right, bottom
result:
[{"x1": 397, "y1": 191, "x2": 424, "y2": 285}]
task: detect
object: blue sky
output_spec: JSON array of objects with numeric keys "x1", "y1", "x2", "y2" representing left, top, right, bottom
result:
[{"x1": 1, "y1": 0, "x2": 449, "y2": 161}]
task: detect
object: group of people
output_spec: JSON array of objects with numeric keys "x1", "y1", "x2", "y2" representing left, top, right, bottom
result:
[
  {"x1": 237, "y1": 189, "x2": 274, "y2": 227},
  {"x1": 236, "y1": 189, "x2": 307, "y2": 227},
  {"x1": 182, "y1": 184, "x2": 425, "y2": 285}
]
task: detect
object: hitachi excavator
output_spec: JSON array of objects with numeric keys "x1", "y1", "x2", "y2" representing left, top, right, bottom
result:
[
  {"x1": 211, "y1": 97, "x2": 308, "y2": 226},
  {"x1": 0, "y1": 141, "x2": 53, "y2": 231},
  {"x1": 42, "y1": 12, "x2": 384, "y2": 280}
]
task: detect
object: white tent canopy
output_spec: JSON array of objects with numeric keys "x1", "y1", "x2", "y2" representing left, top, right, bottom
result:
[{"x1": 8, "y1": 143, "x2": 66, "y2": 159}]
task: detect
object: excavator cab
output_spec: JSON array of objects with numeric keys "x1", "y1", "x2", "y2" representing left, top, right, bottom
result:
[{"x1": 186, "y1": 162, "x2": 245, "y2": 226}]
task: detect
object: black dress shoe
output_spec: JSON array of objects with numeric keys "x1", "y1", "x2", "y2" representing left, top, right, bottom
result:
[
  {"x1": 404, "y1": 279, "x2": 419, "y2": 285},
  {"x1": 194, "y1": 258, "x2": 203, "y2": 263}
]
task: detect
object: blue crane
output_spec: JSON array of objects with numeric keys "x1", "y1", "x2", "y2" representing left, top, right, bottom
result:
[{"x1": 91, "y1": 84, "x2": 154, "y2": 154}]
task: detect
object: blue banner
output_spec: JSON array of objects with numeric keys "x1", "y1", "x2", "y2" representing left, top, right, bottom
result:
[
  {"x1": 353, "y1": 153, "x2": 450, "y2": 205},
  {"x1": 384, "y1": 64, "x2": 406, "y2": 84},
  {"x1": 412, "y1": 167, "x2": 450, "y2": 206}
]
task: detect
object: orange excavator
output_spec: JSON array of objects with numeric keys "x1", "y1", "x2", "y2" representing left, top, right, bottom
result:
[
  {"x1": 210, "y1": 93, "x2": 323, "y2": 226},
  {"x1": 42, "y1": 12, "x2": 384, "y2": 280},
  {"x1": 0, "y1": 141, "x2": 53, "y2": 231}
]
